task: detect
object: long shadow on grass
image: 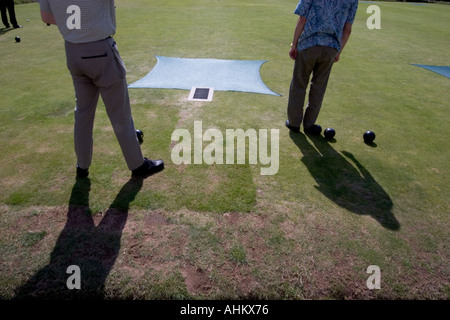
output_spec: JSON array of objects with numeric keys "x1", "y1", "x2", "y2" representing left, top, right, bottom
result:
[
  {"x1": 290, "y1": 132, "x2": 400, "y2": 230},
  {"x1": 0, "y1": 27, "x2": 13, "y2": 36},
  {"x1": 14, "y1": 177, "x2": 143, "y2": 299}
]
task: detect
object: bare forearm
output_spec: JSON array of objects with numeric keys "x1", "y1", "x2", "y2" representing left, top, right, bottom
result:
[
  {"x1": 292, "y1": 16, "x2": 307, "y2": 47},
  {"x1": 335, "y1": 22, "x2": 352, "y2": 62},
  {"x1": 289, "y1": 16, "x2": 307, "y2": 60},
  {"x1": 41, "y1": 10, "x2": 57, "y2": 25},
  {"x1": 340, "y1": 23, "x2": 352, "y2": 54}
]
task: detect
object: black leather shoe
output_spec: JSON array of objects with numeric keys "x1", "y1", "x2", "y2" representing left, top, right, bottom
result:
[
  {"x1": 304, "y1": 124, "x2": 322, "y2": 135},
  {"x1": 285, "y1": 120, "x2": 300, "y2": 133},
  {"x1": 13, "y1": 25, "x2": 23, "y2": 29},
  {"x1": 76, "y1": 166, "x2": 89, "y2": 178},
  {"x1": 132, "y1": 158, "x2": 164, "y2": 178}
]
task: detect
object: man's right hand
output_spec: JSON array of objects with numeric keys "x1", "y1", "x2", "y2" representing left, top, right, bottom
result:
[
  {"x1": 289, "y1": 47, "x2": 298, "y2": 60},
  {"x1": 334, "y1": 53, "x2": 341, "y2": 63}
]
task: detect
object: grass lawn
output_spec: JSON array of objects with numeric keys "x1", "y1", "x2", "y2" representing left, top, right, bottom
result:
[{"x1": 0, "y1": 0, "x2": 449, "y2": 300}]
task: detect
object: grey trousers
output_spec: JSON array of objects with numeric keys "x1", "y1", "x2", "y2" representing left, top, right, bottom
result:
[
  {"x1": 65, "y1": 37, "x2": 144, "y2": 171},
  {"x1": 287, "y1": 45, "x2": 338, "y2": 129}
]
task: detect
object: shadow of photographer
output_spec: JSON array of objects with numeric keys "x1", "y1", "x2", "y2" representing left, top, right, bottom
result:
[
  {"x1": 14, "y1": 177, "x2": 143, "y2": 299},
  {"x1": 289, "y1": 132, "x2": 400, "y2": 231}
]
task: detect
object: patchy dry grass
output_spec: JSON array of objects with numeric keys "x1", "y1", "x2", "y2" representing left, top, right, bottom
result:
[{"x1": 1, "y1": 199, "x2": 448, "y2": 299}]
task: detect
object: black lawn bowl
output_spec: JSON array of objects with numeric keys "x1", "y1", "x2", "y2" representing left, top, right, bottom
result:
[
  {"x1": 305, "y1": 124, "x2": 322, "y2": 136},
  {"x1": 15, "y1": 36, "x2": 21, "y2": 43},
  {"x1": 363, "y1": 131, "x2": 376, "y2": 144},
  {"x1": 324, "y1": 127, "x2": 336, "y2": 140}
]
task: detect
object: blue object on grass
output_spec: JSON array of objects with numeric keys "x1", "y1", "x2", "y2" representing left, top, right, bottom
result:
[
  {"x1": 128, "y1": 56, "x2": 280, "y2": 96},
  {"x1": 412, "y1": 64, "x2": 450, "y2": 79}
]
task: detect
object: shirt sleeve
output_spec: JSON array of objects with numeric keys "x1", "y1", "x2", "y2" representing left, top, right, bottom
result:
[
  {"x1": 346, "y1": 1, "x2": 359, "y2": 24},
  {"x1": 37, "y1": 0, "x2": 52, "y2": 13},
  {"x1": 294, "y1": 0, "x2": 313, "y2": 17}
]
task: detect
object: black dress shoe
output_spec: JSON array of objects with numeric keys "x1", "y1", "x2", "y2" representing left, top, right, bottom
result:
[
  {"x1": 13, "y1": 25, "x2": 23, "y2": 29},
  {"x1": 132, "y1": 158, "x2": 164, "y2": 178},
  {"x1": 304, "y1": 124, "x2": 322, "y2": 135},
  {"x1": 76, "y1": 166, "x2": 89, "y2": 178},
  {"x1": 285, "y1": 120, "x2": 300, "y2": 133}
]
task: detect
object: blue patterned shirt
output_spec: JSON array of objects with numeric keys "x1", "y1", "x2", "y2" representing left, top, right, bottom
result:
[{"x1": 294, "y1": 0, "x2": 358, "y2": 52}]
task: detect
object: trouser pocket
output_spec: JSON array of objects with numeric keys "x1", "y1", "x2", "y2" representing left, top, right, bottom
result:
[{"x1": 81, "y1": 53, "x2": 108, "y2": 59}]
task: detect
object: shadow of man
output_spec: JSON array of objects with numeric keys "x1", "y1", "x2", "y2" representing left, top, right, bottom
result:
[
  {"x1": 0, "y1": 27, "x2": 13, "y2": 36},
  {"x1": 14, "y1": 177, "x2": 143, "y2": 299},
  {"x1": 289, "y1": 132, "x2": 400, "y2": 231}
]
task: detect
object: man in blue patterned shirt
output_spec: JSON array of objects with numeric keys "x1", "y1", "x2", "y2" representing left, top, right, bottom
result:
[{"x1": 285, "y1": 0, "x2": 358, "y2": 135}]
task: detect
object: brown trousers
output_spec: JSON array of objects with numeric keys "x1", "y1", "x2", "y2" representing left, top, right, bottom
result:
[
  {"x1": 65, "y1": 37, "x2": 144, "y2": 171},
  {"x1": 287, "y1": 45, "x2": 338, "y2": 129}
]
